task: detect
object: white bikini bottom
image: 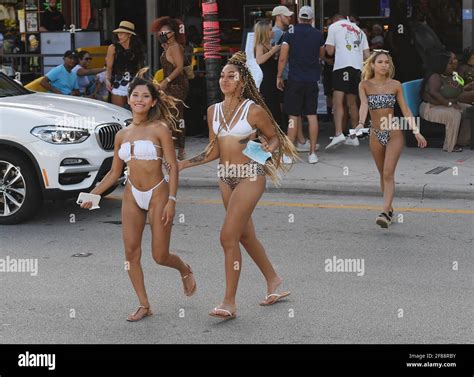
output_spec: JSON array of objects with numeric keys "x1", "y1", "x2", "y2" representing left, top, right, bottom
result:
[{"x1": 126, "y1": 175, "x2": 169, "y2": 211}]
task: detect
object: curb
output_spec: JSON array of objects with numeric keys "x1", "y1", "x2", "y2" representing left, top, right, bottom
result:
[{"x1": 178, "y1": 177, "x2": 473, "y2": 200}]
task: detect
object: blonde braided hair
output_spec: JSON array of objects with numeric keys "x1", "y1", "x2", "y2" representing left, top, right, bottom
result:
[{"x1": 205, "y1": 51, "x2": 298, "y2": 185}]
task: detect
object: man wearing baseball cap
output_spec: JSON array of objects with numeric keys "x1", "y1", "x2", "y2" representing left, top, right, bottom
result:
[
  {"x1": 272, "y1": 5, "x2": 293, "y2": 133},
  {"x1": 41, "y1": 50, "x2": 80, "y2": 95},
  {"x1": 277, "y1": 5, "x2": 325, "y2": 164}
]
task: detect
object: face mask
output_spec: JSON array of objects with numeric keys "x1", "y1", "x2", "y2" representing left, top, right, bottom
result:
[{"x1": 158, "y1": 33, "x2": 170, "y2": 44}]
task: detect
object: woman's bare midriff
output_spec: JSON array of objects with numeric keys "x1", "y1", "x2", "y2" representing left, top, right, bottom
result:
[
  {"x1": 126, "y1": 160, "x2": 166, "y2": 191},
  {"x1": 217, "y1": 134, "x2": 258, "y2": 165},
  {"x1": 369, "y1": 108, "x2": 400, "y2": 131}
]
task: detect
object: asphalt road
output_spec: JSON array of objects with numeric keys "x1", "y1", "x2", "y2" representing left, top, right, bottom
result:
[{"x1": 0, "y1": 188, "x2": 472, "y2": 344}]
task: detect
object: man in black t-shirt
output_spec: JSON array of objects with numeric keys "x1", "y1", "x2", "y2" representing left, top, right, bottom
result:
[{"x1": 40, "y1": 0, "x2": 66, "y2": 32}]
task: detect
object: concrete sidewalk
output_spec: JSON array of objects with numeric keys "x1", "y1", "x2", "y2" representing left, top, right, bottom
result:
[{"x1": 179, "y1": 126, "x2": 473, "y2": 200}]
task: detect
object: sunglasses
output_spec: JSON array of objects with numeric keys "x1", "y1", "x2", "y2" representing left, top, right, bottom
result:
[
  {"x1": 159, "y1": 31, "x2": 173, "y2": 36},
  {"x1": 373, "y1": 49, "x2": 390, "y2": 55}
]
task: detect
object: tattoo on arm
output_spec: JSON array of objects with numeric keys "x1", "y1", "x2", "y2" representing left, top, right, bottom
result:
[{"x1": 189, "y1": 152, "x2": 206, "y2": 164}]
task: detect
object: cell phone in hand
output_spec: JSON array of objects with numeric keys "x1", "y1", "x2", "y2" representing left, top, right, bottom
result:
[{"x1": 76, "y1": 192, "x2": 101, "y2": 210}]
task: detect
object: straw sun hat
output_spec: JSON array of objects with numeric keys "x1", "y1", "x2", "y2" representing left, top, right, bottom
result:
[{"x1": 113, "y1": 21, "x2": 137, "y2": 36}]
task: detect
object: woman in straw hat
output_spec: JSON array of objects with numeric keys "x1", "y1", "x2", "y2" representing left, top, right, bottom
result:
[{"x1": 105, "y1": 21, "x2": 145, "y2": 107}]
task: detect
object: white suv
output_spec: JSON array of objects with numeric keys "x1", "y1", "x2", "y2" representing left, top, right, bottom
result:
[{"x1": 0, "y1": 72, "x2": 131, "y2": 224}]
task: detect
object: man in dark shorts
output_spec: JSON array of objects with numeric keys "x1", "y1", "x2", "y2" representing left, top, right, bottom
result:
[
  {"x1": 325, "y1": 14, "x2": 370, "y2": 150},
  {"x1": 277, "y1": 6, "x2": 325, "y2": 164},
  {"x1": 271, "y1": 5, "x2": 293, "y2": 135}
]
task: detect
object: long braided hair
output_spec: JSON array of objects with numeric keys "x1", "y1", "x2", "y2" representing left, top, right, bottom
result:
[
  {"x1": 129, "y1": 67, "x2": 184, "y2": 134},
  {"x1": 204, "y1": 51, "x2": 298, "y2": 185}
]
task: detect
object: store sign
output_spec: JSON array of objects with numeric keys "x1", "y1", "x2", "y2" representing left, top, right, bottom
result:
[{"x1": 463, "y1": 9, "x2": 473, "y2": 20}]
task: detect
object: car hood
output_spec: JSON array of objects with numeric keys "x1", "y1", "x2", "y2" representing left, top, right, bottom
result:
[{"x1": 0, "y1": 92, "x2": 131, "y2": 126}]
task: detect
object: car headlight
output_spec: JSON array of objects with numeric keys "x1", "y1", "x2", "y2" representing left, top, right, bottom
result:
[{"x1": 31, "y1": 126, "x2": 90, "y2": 144}]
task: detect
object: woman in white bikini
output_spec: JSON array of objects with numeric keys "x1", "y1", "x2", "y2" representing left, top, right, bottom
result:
[
  {"x1": 357, "y1": 50, "x2": 427, "y2": 228},
  {"x1": 179, "y1": 52, "x2": 298, "y2": 320},
  {"x1": 81, "y1": 70, "x2": 196, "y2": 321}
]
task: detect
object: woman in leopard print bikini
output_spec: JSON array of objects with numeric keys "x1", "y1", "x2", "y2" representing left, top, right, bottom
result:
[{"x1": 356, "y1": 50, "x2": 427, "y2": 228}]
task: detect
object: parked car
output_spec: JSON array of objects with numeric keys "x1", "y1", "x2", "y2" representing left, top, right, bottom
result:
[{"x1": 0, "y1": 72, "x2": 131, "y2": 224}]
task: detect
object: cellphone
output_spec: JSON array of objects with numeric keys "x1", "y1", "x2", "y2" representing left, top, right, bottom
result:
[{"x1": 76, "y1": 192, "x2": 101, "y2": 210}]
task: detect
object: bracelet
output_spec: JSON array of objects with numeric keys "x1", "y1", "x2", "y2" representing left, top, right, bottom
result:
[{"x1": 168, "y1": 196, "x2": 177, "y2": 203}]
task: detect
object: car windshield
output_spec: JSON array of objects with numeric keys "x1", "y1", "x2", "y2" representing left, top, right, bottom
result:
[{"x1": 0, "y1": 73, "x2": 31, "y2": 98}]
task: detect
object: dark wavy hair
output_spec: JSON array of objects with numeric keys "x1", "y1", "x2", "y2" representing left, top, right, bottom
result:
[
  {"x1": 113, "y1": 33, "x2": 145, "y2": 62},
  {"x1": 151, "y1": 16, "x2": 186, "y2": 46}
]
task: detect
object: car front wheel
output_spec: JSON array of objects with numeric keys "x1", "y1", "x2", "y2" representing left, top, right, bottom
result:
[{"x1": 0, "y1": 152, "x2": 42, "y2": 225}]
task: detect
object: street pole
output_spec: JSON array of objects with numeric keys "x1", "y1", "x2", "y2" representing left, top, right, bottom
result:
[
  {"x1": 463, "y1": 0, "x2": 473, "y2": 51},
  {"x1": 202, "y1": 0, "x2": 221, "y2": 107}
]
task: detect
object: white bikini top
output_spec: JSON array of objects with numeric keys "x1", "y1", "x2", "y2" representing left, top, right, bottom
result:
[
  {"x1": 118, "y1": 140, "x2": 163, "y2": 163},
  {"x1": 212, "y1": 99, "x2": 257, "y2": 137}
]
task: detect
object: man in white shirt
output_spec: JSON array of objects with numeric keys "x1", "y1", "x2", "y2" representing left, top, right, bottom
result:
[{"x1": 325, "y1": 14, "x2": 370, "y2": 150}]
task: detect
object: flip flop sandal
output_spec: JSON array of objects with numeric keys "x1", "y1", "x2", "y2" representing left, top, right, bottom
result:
[
  {"x1": 259, "y1": 291, "x2": 291, "y2": 306},
  {"x1": 376, "y1": 212, "x2": 391, "y2": 228},
  {"x1": 209, "y1": 308, "x2": 236, "y2": 320},
  {"x1": 126, "y1": 305, "x2": 153, "y2": 322}
]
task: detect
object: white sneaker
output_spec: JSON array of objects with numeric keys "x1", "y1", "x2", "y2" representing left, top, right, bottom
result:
[
  {"x1": 308, "y1": 153, "x2": 319, "y2": 164},
  {"x1": 296, "y1": 140, "x2": 320, "y2": 152},
  {"x1": 325, "y1": 134, "x2": 346, "y2": 150},
  {"x1": 296, "y1": 140, "x2": 310, "y2": 152},
  {"x1": 282, "y1": 154, "x2": 293, "y2": 164},
  {"x1": 344, "y1": 136, "x2": 360, "y2": 146}
]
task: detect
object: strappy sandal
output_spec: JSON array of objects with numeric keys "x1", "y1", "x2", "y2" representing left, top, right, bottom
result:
[
  {"x1": 182, "y1": 264, "x2": 197, "y2": 297},
  {"x1": 388, "y1": 209, "x2": 394, "y2": 222},
  {"x1": 126, "y1": 305, "x2": 153, "y2": 322},
  {"x1": 209, "y1": 307, "x2": 237, "y2": 320},
  {"x1": 376, "y1": 212, "x2": 391, "y2": 228}
]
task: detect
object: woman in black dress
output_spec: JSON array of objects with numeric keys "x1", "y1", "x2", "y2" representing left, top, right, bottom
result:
[
  {"x1": 254, "y1": 20, "x2": 282, "y2": 124},
  {"x1": 105, "y1": 21, "x2": 145, "y2": 108}
]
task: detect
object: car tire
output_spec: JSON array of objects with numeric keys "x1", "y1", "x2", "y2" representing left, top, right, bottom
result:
[{"x1": 0, "y1": 151, "x2": 42, "y2": 225}]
